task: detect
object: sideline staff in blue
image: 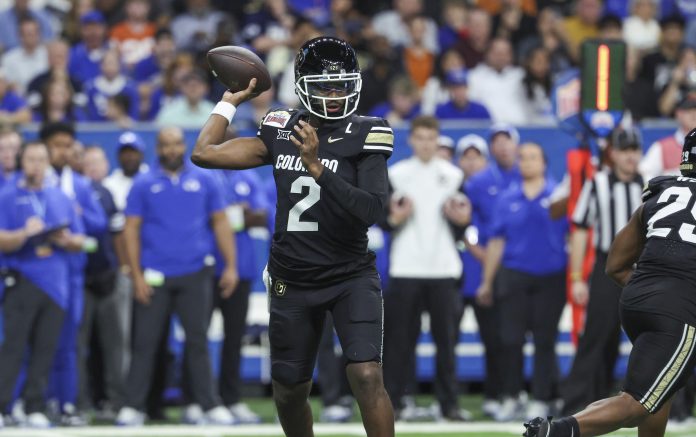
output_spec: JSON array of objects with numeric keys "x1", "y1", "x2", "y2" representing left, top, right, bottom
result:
[
  {"x1": 465, "y1": 123, "x2": 521, "y2": 418},
  {"x1": 0, "y1": 142, "x2": 87, "y2": 428},
  {"x1": 116, "y1": 126, "x2": 238, "y2": 426},
  {"x1": 478, "y1": 142, "x2": 568, "y2": 421}
]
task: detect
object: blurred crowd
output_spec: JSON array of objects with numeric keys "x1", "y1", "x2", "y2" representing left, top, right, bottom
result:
[
  {"x1": 0, "y1": 0, "x2": 694, "y2": 130},
  {"x1": 2, "y1": 0, "x2": 696, "y2": 430}
]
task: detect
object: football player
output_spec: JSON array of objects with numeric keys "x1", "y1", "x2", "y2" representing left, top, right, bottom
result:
[
  {"x1": 524, "y1": 127, "x2": 696, "y2": 437},
  {"x1": 192, "y1": 37, "x2": 395, "y2": 437}
]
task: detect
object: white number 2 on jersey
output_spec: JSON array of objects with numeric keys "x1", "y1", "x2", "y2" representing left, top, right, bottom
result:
[{"x1": 287, "y1": 176, "x2": 320, "y2": 231}]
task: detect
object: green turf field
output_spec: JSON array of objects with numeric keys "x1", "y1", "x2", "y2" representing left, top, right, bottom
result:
[{"x1": 1, "y1": 396, "x2": 695, "y2": 436}]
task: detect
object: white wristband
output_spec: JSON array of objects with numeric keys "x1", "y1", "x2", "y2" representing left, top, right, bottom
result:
[{"x1": 211, "y1": 101, "x2": 237, "y2": 124}]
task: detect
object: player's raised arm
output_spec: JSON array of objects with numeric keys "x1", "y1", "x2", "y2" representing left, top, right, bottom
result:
[{"x1": 191, "y1": 79, "x2": 270, "y2": 170}]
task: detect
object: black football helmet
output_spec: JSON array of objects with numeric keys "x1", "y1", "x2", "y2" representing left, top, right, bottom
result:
[
  {"x1": 681, "y1": 127, "x2": 696, "y2": 177},
  {"x1": 294, "y1": 36, "x2": 362, "y2": 120}
]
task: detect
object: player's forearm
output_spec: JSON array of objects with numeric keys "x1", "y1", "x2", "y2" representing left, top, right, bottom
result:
[
  {"x1": 0, "y1": 229, "x2": 28, "y2": 252},
  {"x1": 569, "y1": 228, "x2": 589, "y2": 279},
  {"x1": 314, "y1": 161, "x2": 388, "y2": 226},
  {"x1": 191, "y1": 115, "x2": 232, "y2": 168},
  {"x1": 212, "y1": 212, "x2": 237, "y2": 268},
  {"x1": 481, "y1": 238, "x2": 504, "y2": 286},
  {"x1": 123, "y1": 220, "x2": 142, "y2": 275}
]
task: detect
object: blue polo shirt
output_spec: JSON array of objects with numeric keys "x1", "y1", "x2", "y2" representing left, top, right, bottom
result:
[
  {"x1": 435, "y1": 100, "x2": 490, "y2": 120},
  {"x1": 489, "y1": 181, "x2": 568, "y2": 275},
  {"x1": 0, "y1": 181, "x2": 78, "y2": 309},
  {"x1": 0, "y1": 171, "x2": 18, "y2": 191},
  {"x1": 211, "y1": 169, "x2": 269, "y2": 280},
  {"x1": 125, "y1": 164, "x2": 226, "y2": 277},
  {"x1": 465, "y1": 163, "x2": 521, "y2": 246}
]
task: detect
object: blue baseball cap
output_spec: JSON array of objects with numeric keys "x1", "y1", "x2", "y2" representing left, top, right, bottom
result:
[
  {"x1": 118, "y1": 131, "x2": 146, "y2": 153},
  {"x1": 80, "y1": 11, "x2": 105, "y2": 25},
  {"x1": 445, "y1": 68, "x2": 468, "y2": 86}
]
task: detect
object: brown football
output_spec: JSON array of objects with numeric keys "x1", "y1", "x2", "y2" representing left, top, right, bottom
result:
[{"x1": 207, "y1": 46, "x2": 272, "y2": 96}]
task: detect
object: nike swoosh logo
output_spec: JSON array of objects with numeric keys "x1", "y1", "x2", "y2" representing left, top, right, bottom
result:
[{"x1": 327, "y1": 136, "x2": 343, "y2": 143}]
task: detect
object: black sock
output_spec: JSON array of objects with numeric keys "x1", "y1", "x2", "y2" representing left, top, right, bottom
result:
[{"x1": 549, "y1": 416, "x2": 580, "y2": 437}]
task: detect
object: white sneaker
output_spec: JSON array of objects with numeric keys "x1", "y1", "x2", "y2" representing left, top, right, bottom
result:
[
  {"x1": 494, "y1": 397, "x2": 519, "y2": 422},
  {"x1": 26, "y1": 412, "x2": 51, "y2": 428},
  {"x1": 205, "y1": 405, "x2": 236, "y2": 425},
  {"x1": 320, "y1": 404, "x2": 352, "y2": 423},
  {"x1": 482, "y1": 399, "x2": 500, "y2": 418},
  {"x1": 229, "y1": 402, "x2": 262, "y2": 424},
  {"x1": 182, "y1": 404, "x2": 205, "y2": 425},
  {"x1": 115, "y1": 407, "x2": 145, "y2": 426},
  {"x1": 11, "y1": 400, "x2": 26, "y2": 425},
  {"x1": 525, "y1": 400, "x2": 550, "y2": 420}
]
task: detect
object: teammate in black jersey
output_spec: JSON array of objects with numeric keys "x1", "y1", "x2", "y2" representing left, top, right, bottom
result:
[
  {"x1": 524, "y1": 127, "x2": 696, "y2": 437},
  {"x1": 192, "y1": 37, "x2": 395, "y2": 437}
]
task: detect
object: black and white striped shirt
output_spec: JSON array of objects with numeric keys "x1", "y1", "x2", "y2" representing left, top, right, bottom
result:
[{"x1": 572, "y1": 170, "x2": 644, "y2": 253}]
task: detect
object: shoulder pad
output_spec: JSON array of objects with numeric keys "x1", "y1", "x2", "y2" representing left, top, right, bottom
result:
[
  {"x1": 359, "y1": 116, "x2": 393, "y2": 157},
  {"x1": 642, "y1": 176, "x2": 677, "y2": 201}
]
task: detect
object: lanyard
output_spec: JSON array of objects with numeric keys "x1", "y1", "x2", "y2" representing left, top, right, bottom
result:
[{"x1": 28, "y1": 191, "x2": 46, "y2": 219}]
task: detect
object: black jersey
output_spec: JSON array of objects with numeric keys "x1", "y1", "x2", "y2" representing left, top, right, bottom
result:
[
  {"x1": 622, "y1": 176, "x2": 696, "y2": 324},
  {"x1": 257, "y1": 108, "x2": 392, "y2": 287}
]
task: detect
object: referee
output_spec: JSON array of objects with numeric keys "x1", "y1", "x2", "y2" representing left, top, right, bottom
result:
[{"x1": 561, "y1": 127, "x2": 644, "y2": 415}]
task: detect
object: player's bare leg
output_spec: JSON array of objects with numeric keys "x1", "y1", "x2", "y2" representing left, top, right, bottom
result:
[
  {"x1": 638, "y1": 399, "x2": 671, "y2": 437},
  {"x1": 526, "y1": 392, "x2": 654, "y2": 437},
  {"x1": 346, "y1": 361, "x2": 395, "y2": 437},
  {"x1": 272, "y1": 379, "x2": 314, "y2": 437},
  {"x1": 571, "y1": 392, "x2": 650, "y2": 436}
]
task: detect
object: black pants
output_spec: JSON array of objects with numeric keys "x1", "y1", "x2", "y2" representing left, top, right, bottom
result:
[
  {"x1": 459, "y1": 295, "x2": 502, "y2": 401},
  {"x1": 124, "y1": 268, "x2": 219, "y2": 411},
  {"x1": 78, "y1": 269, "x2": 127, "y2": 409},
  {"x1": 0, "y1": 276, "x2": 65, "y2": 414},
  {"x1": 561, "y1": 253, "x2": 622, "y2": 415},
  {"x1": 214, "y1": 279, "x2": 250, "y2": 406},
  {"x1": 496, "y1": 267, "x2": 566, "y2": 400},
  {"x1": 317, "y1": 312, "x2": 350, "y2": 407},
  {"x1": 383, "y1": 277, "x2": 461, "y2": 414}
]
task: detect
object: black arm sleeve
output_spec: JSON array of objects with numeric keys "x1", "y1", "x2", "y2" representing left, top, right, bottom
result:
[{"x1": 315, "y1": 153, "x2": 389, "y2": 227}]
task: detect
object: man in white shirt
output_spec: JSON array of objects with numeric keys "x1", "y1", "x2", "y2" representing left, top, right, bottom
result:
[
  {"x1": 372, "y1": 0, "x2": 439, "y2": 54},
  {"x1": 1, "y1": 15, "x2": 48, "y2": 95},
  {"x1": 382, "y1": 116, "x2": 471, "y2": 421},
  {"x1": 467, "y1": 38, "x2": 527, "y2": 125},
  {"x1": 103, "y1": 131, "x2": 149, "y2": 212},
  {"x1": 155, "y1": 70, "x2": 214, "y2": 128},
  {"x1": 639, "y1": 96, "x2": 696, "y2": 181}
]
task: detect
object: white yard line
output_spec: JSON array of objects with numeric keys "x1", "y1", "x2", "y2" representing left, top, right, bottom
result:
[{"x1": 0, "y1": 422, "x2": 693, "y2": 436}]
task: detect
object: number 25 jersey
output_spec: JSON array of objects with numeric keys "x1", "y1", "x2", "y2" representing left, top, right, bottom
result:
[
  {"x1": 257, "y1": 108, "x2": 392, "y2": 287},
  {"x1": 623, "y1": 176, "x2": 696, "y2": 325}
]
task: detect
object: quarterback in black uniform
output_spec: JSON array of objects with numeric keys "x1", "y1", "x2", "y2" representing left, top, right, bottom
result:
[
  {"x1": 524, "y1": 127, "x2": 696, "y2": 437},
  {"x1": 192, "y1": 37, "x2": 395, "y2": 437}
]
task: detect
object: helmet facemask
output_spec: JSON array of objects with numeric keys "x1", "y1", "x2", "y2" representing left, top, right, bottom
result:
[{"x1": 295, "y1": 71, "x2": 362, "y2": 120}]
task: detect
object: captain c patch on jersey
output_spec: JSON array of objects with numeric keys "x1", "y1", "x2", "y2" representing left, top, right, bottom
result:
[{"x1": 263, "y1": 110, "x2": 291, "y2": 128}]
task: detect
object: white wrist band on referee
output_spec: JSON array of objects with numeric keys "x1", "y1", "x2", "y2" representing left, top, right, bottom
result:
[{"x1": 211, "y1": 101, "x2": 237, "y2": 124}]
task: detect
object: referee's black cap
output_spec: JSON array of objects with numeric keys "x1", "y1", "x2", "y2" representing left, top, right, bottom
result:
[
  {"x1": 610, "y1": 126, "x2": 642, "y2": 151},
  {"x1": 681, "y1": 127, "x2": 696, "y2": 177}
]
